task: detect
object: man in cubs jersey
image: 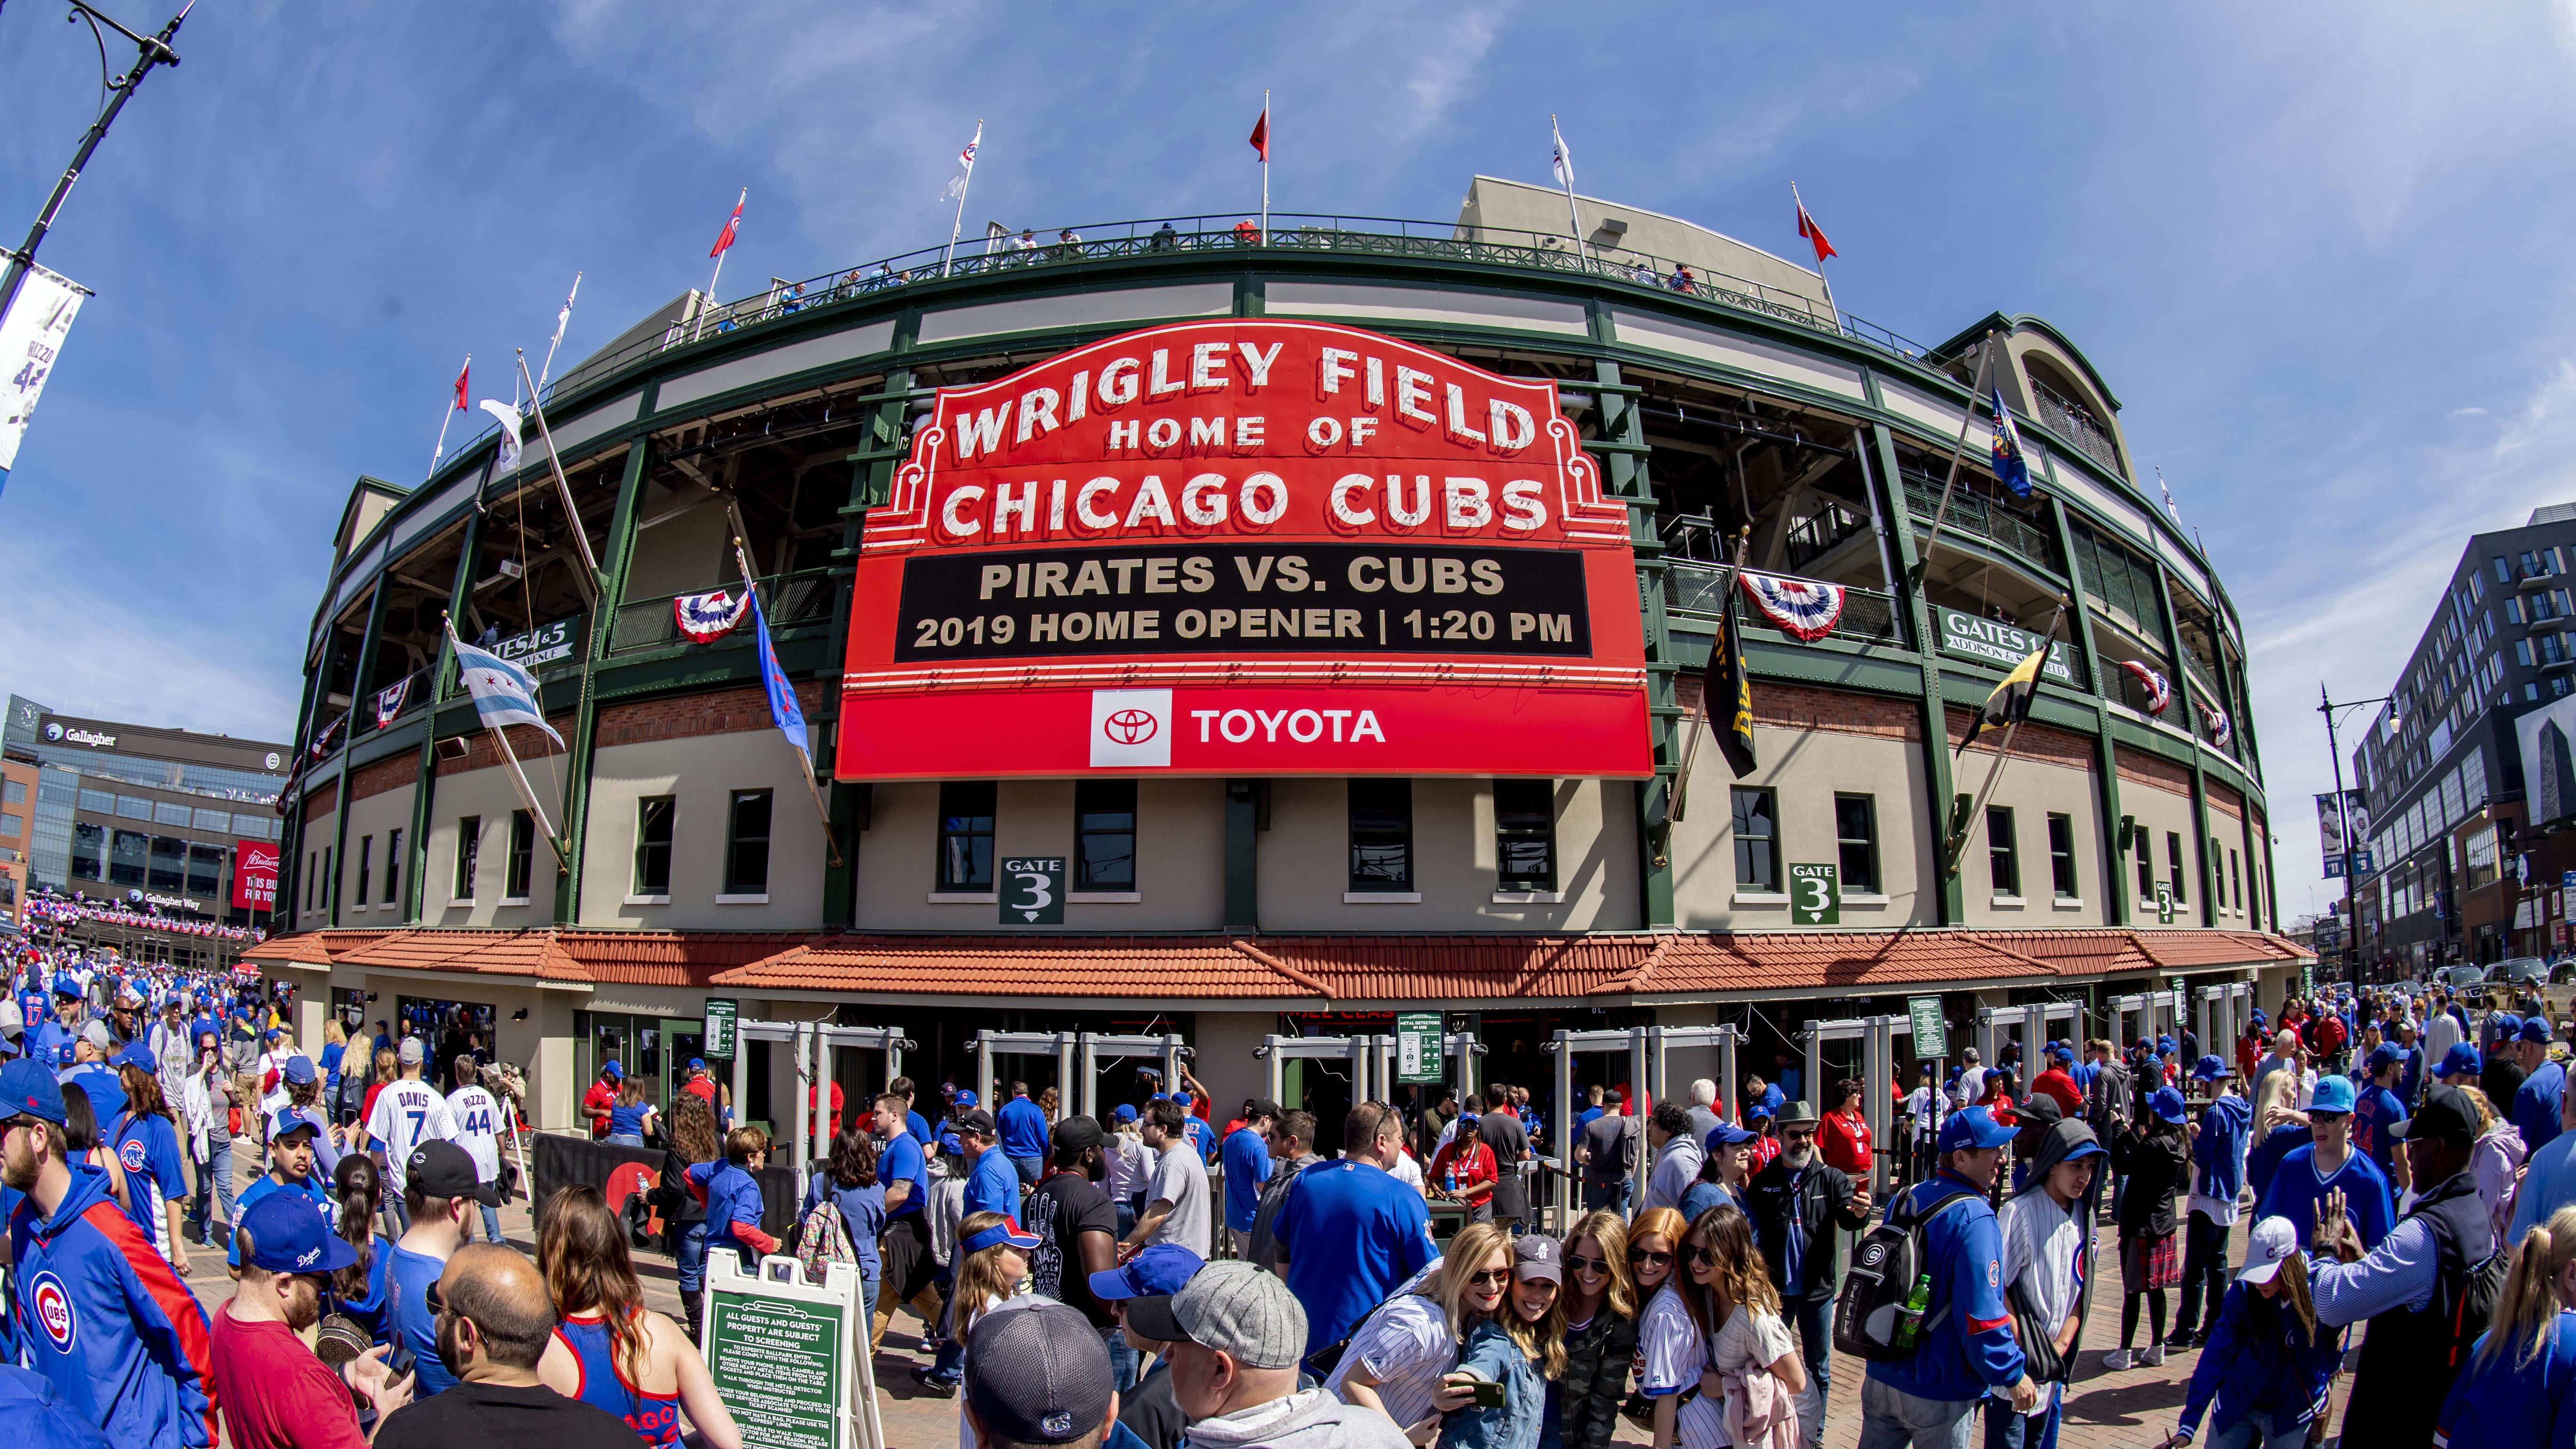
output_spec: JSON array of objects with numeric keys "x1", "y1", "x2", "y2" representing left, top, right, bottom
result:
[
  {"x1": 445, "y1": 1054, "x2": 509, "y2": 1243},
  {"x1": 362, "y1": 1037, "x2": 455, "y2": 1211}
]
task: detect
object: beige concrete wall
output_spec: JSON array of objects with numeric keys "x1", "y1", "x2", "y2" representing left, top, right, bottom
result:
[
  {"x1": 339, "y1": 783, "x2": 415, "y2": 925},
  {"x1": 424, "y1": 764, "x2": 558, "y2": 929},
  {"x1": 1670, "y1": 724, "x2": 1931, "y2": 931},
  {"x1": 1194, "y1": 1012, "x2": 1275, "y2": 1123},
  {"x1": 854, "y1": 778, "x2": 1227, "y2": 932},
  {"x1": 2204, "y1": 802, "x2": 2254, "y2": 926},
  {"x1": 1457, "y1": 176, "x2": 1827, "y2": 305},
  {"x1": 578, "y1": 732, "x2": 828, "y2": 931},
  {"x1": 293, "y1": 810, "x2": 336, "y2": 932},
  {"x1": 1255, "y1": 777, "x2": 1641, "y2": 933},
  {"x1": 1955, "y1": 756, "x2": 2109, "y2": 930},
  {"x1": 2121, "y1": 776, "x2": 2199, "y2": 920}
]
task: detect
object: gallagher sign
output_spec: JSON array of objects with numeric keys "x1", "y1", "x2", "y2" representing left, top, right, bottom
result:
[{"x1": 839, "y1": 321, "x2": 1650, "y2": 778}]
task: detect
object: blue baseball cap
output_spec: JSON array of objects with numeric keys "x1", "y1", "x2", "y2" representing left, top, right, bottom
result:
[
  {"x1": 2150, "y1": 1086, "x2": 2189, "y2": 1125},
  {"x1": 2435, "y1": 1043, "x2": 2482, "y2": 1079},
  {"x1": 1937, "y1": 1106, "x2": 2016, "y2": 1152},
  {"x1": 937, "y1": 1131, "x2": 965, "y2": 1156},
  {"x1": 49, "y1": 974, "x2": 78, "y2": 999},
  {"x1": 2308, "y1": 1075, "x2": 2356, "y2": 1115},
  {"x1": 2522, "y1": 1017, "x2": 2557, "y2": 1045},
  {"x1": 2157, "y1": 1035, "x2": 2176, "y2": 1054},
  {"x1": 268, "y1": 1107, "x2": 319, "y2": 1141},
  {"x1": 599, "y1": 1060, "x2": 622, "y2": 1080},
  {"x1": 2192, "y1": 1054, "x2": 2229, "y2": 1082},
  {"x1": 281, "y1": 1054, "x2": 315, "y2": 1085},
  {"x1": 1112, "y1": 1104, "x2": 1138, "y2": 1123},
  {"x1": 238, "y1": 1190, "x2": 358, "y2": 1275},
  {"x1": 1089, "y1": 1243, "x2": 1205, "y2": 1301},
  {"x1": 961, "y1": 1215, "x2": 1043, "y2": 1254},
  {"x1": 1704, "y1": 1122, "x2": 1759, "y2": 1151},
  {"x1": 2367, "y1": 1043, "x2": 2403, "y2": 1070},
  {"x1": 0, "y1": 1058, "x2": 64, "y2": 1124},
  {"x1": 2250, "y1": 1009, "x2": 2267, "y2": 1025},
  {"x1": 2489, "y1": 1013, "x2": 2523, "y2": 1043},
  {"x1": 687, "y1": 1058, "x2": 705, "y2": 1071},
  {"x1": 954, "y1": 1090, "x2": 980, "y2": 1108}
]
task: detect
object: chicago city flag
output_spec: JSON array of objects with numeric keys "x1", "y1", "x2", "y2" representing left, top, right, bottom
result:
[{"x1": 449, "y1": 627, "x2": 564, "y2": 746}]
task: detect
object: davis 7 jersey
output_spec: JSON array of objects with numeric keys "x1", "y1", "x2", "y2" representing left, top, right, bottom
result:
[{"x1": 367, "y1": 1079, "x2": 456, "y2": 1193}]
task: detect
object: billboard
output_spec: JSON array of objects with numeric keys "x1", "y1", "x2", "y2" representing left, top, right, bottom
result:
[
  {"x1": 233, "y1": 840, "x2": 279, "y2": 912},
  {"x1": 2521, "y1": 690, "x2": 2576, "y2": 828},
  {"x1": 837, "y1": 320, "x2": 1650, "y2": 778}
]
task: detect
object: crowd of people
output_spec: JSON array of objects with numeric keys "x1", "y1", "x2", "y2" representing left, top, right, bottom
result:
[{"x1": 11, "y1": 942, "x2": 2576, "y2": 1449}]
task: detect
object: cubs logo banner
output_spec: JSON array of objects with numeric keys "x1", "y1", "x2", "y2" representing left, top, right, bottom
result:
[{"x1": 838, "y1": 319, "x2": 1651, "y2": 778}]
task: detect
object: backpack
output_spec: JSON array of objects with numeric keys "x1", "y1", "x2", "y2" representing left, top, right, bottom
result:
[
  {"x1": 1834, "y1": 1182, "x2": 1980, "y2": 1362},
  {"x1": 796, "y1": 1196, "x2": 857, "y2": 1285},
  {"x1": 2419, "y1": 1192, "x2": 2508, "y2": 1378}
]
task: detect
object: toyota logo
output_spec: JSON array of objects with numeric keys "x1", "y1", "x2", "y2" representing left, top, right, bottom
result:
[{"x1": 1103, "y1": 709, "x2": 1158, "y2": 745}]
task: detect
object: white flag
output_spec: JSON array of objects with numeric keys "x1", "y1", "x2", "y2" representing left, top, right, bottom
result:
[
  {"x1": 0, "y1": 261, "x2": 90, "y2": 476},
  {"x1": 550, "y1": 273, "x2": 580, "y2": 351},
  {"x1": 480, "y1": 399, "x2": 524, "y2": 473},
  {"x1": 943, "y1": 122, "x2": 982, "y2": 201},
  {"x1": 1551, "y1": 118, "x2": 1575, "y2": 191},
  {"x1": 448, "y1": 627, "x2": 564, "y2": 746}
]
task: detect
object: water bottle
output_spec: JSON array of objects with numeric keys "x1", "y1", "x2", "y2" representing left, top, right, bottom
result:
[
  {"x1": 1443, "y1": 1161, "x2": 1458, "y2": 1195},
  {"x1": 1892, "y1": 1270, "x2": 1934, "y2": 1349}
]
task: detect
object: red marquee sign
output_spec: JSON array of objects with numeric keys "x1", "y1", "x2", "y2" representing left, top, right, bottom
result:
[
  {"x1": 837, "y1": 320, "x2": 1650, "y2": 779},
  {"x1": 233, "y1": 840, "x2": 279, "y2": 911}
]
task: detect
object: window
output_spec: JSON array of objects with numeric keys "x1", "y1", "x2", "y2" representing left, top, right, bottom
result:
[
  {"x1": 2135, "y1": 828, "x2": 2153, "y2": 900},
  {"x1": 1731, "y1": 788, "x2": 1780, "y2": 891},
  {"x1": 149, "y1": 836, "x2": 184, "y2": 891},
  {"x1": 1349, "y1": 779, "x2": 1414, "y2": 892},
  {"x1": 634, "y1": 797, "x2": 674, "y2": 895},
  {"x1": 355, "y1": 835, "x2": 373, "y2": 906},
  {"x1": 724, "y1": 791, "x2": 772, "y2": 895},
  {"x1": 455, "y1": 816, "x2": 481, "y2": 901},
  {"x1": 2047, "y1": 813, "x2": 2078, "y2": 899},
  {"x1": 320, "y1": 847, "x2": 332, "y2": 911},
  {"x1": 937, "y1": 783, "x2": 996, "y2": 892},
  {"x1": 2497, "y1": 556, "x2": 2515, "y2": 585},
  {"x1": 2229, "y1": 848, "x2": 2243, "y2": 912},
  {"x1": 2166, "y1": 832, "x2": 2186, "y2": 903},
  {"x1": 0, "y1": 779, "x2": 22, "y2": 805},
  {"x1": 78, "y1": 788, "x2": 113, "y2": 814},
  {"x1": 152, "y1": 801, "x2": 191, "y2": 827},
  {"x1": 1834, "y1": 794, "x2": 1878, "y2": 894},
  {"x1": 187, "y1": 843, "x2": 221, "y2": 899},
  {"x1": 506, "y1": 811, "x2": 535, "y2": 900},
  {"x1": 1987, "y1": 808, "x2": 2019, "y2": 896},
  {"x1": 233, "y1": 812, "x2": 273, "y2": 839},
  {"x1": 303, "y1": 850, "x2": 316, "y2": 909},
  {"x1": 2465, "y1": 825, "x2": 2499, "y2": 890},
  {"x1": 0, "y1": 814, "x2": 17, "y2": 840},
  {"x1": 1494, "y1": 780, "x2": 1556, "y2": 891},
  {"x1": 191, "y1": 807, "x2": 229, "y2": 831},
  {"x1": 1075, "y1": 780, "x2": 1137, "y2": 890},
  {"x1": 2518, "y1": 640, "x2": 2537, "y2": 667},
  {"x1": 116, "y1": 795, "x2": 151, "y2": 820},
  {"x1": 384, "y1": 828, "x2": 403, "y2": 906},
  {"x1": 69, "y1": 822, "x2": 101, "y2": 880}
]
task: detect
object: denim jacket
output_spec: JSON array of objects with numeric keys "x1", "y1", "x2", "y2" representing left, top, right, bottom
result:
[{"x1": 1439, "y1": 1319, "x2": 1544, "y2": 1449}]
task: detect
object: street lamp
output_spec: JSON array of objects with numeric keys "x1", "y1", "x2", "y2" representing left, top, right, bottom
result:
[{"x1": 2319, "y1": 684, "x2": 2397, "y2": 989}]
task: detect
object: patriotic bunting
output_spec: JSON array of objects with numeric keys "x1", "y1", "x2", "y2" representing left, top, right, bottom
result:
[
  {"x1": 673, "y1": 586, "x2": 752, "y2": 643},
  {"x1": 2199, "y1": 701, "x2": 2233, "y2": 748},
  {"x1": 2117, "y1": 659, "x2": 2172, "y2": 716},
  {"x1": 373, "y1": 677, "x2": 412, "y2": 729},
  {"x1": 1737, "y1": 570, "x2": 1847, "y2": 642}
]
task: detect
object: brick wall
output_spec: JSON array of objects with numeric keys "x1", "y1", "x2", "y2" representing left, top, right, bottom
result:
[
  {"x1": 301, "y1": 779, "x2": 339, "y2": 822},
  {"x1": 1944, "y1": 708, "x2": 2093, "y2": 769},
  {"x1": 2206, "y1": 778, "x2": 2244, "y2": 820},
  {"x1": 594, "y1": 682, "x2": 828, "y2": 750},
  {"x1": 2114, "y1": 744, "x2": 2193, "y2": 800},
  {"x1": 350, "y1": 752, "x2": 417, "y2": 803},
  {"x1": 435, "y1": 717, "x2": 574, "y2": 778},
  {"x1": 1675, "y1": 675, "x2": 1921, "y2": 743}
]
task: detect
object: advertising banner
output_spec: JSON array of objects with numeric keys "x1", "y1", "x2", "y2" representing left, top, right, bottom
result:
[
  {"x1": 2519, "y1": 691, "x2": 2576, "y2": 828},
  {"x1": 838, "y1": 321, "x2": 1649, "y2": 779},
  {"x1": 232, "y1": 840, "x2": 279, "y2": 911}
]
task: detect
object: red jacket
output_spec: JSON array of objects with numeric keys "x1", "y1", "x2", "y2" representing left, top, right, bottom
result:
[
  {"x1": 2032, "y1": 1068, "x2": 2083, "y2": 1119},
  {"x1": 1819, "y1": 1108, "x2": 1872, "y2": 1177}
]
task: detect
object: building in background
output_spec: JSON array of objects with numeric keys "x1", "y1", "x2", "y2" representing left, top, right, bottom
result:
[
  {"x1": 2350, "y1": 503, "x2": 2576, "y2": 972},
  {"x1": 252, "y1": 188, "x2": 2296, "y2": 1142}
]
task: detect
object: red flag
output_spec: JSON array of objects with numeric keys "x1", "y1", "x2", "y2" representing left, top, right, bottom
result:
[
  {"x1": 709, "y1": 190, "x2": 745, "y2": 258},
  {"x1": 1248, "y1": 106, "x2": 1269, "y2": 161},
  {"x1": 1796, "y1": 201, "x2": 1836, "y2": 264},
  {"x1": 451, "y1": 359, "x2": 468, "y2": 411}
]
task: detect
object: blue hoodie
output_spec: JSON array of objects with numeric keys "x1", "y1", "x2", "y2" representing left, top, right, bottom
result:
[
  {"x1": 2192, "y1": 1092, "x2": 2253, "y2": 1208},
  {"x1": 2176, "y1": 1279, "x2": 2342, "y2": 1440},
  {"x1": 8, "y1": 1162, "x2": 214, "y2": 1448},
  {"x1": 2243, "y1": 1122, "x2": 2309, "y2": 1204},
  {"x1": 1864, "y1": 1172, "x2": 2024, "y2": 1403},
  {"x1": 2435, "y1": 1310, "x2": 2576, "y2": 1449}
]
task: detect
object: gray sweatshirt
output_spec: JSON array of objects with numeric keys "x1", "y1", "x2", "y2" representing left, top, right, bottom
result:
[{"x1": 1185, "y1": 1388, "x2": 1414, "y2": 1449}]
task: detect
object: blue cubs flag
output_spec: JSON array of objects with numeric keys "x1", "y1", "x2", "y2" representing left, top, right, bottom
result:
[
  {"x1": 447, "y1": 626, "x2": 564, "y2": 746},
  {"x1": 738, "y1": 543, "x2": 810, "y2": 764},
  {"x1": 1987, "y1": 387, "x2": 2032, "y2": 499}
]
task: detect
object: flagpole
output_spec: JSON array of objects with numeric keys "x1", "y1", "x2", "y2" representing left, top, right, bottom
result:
[
  {"x1": 1260, "y1": 91, "x2": 1270, "y2": 246},
  {"x1": 516, "y1": 351, "x2": 605, "y2": 601},
  {"x1": 536, "y1": 270, "x2": 582, "y2": 396},
  {"x1": 1910, "y1": 332, "x2": 1997, "y2": 587},
  {"x1": 1553, "y1": 115, "x2": 1588, "y2": 263},
  {"x1": 1793, "y1": 181, "x2": 1836, "y2": 321},
  {"x1": 1943, "y1": 598, "x2": 2069, "y2": 873},
  {"x1": 735, "y1": 538, "x2": 844, "y2": 864},
  {"x1": 1668, "y1": 525, "x2": 1750, "y2": 823},
  {"x1": 693, "y1": 190, "x2": 744, "y2": 343},
  {"x1": 430, "y1": 353, "x2": 467, "y2": 476},
  {"x1": 943, "y1": 121, "x2": 982, "y2": 279}
]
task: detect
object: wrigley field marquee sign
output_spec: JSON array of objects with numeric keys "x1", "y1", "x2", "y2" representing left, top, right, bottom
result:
[{"x1": 838, "y1": 320, "x2": 1651, "y2": 779}]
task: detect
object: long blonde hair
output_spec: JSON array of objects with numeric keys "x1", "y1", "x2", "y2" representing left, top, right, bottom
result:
[
  {"x1": 2251, "y1": 1068, "x2": 2298, "y2": 1133},
  {"x1": 1566, "y1": 1209, "x2": 1638, "y2": 1321},
  {"x1": 953, "y1": 1211, "x2": 1029, "y2": 1333},
  {"x1": 1423, "y1": 1223, "x2": 1513, "y2": 1343},
  {"x1": 2481, "y1": 1207, "x2": 2576, "y2": 1370}
]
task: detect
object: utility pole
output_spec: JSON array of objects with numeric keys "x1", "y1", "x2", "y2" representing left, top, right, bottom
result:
[
  {"x1": 0, "y1": 3, "x2": 191, "y2": 329},
  {"x1": 2319, "y1": 684, "x2": 2394, "y2": 990}
]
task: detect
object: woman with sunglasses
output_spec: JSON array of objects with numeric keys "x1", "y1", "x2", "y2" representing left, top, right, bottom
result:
[
  {"x1": 1545, "y1": 1211, "x2": 1637, "y2": 1449},
  {"x1": 536, "y1": 1185, "x2": 744, "y2": 1448},
  {"x1": 1439, "y1": 1235, "x2": 1567, "y2": 1449},
  {"x1": 1640, "y1": 1205, "x2": 1804, "y2": 1449},
  {"x1": 1330, "y1": 1221, "x2": 1508, "y2": 1443}
]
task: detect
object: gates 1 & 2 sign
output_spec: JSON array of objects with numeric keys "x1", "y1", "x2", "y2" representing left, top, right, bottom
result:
[{"x1": 837, "y1": 320, "x2": 1651, "y2": 779}]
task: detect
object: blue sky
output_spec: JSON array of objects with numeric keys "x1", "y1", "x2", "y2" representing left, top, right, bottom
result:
[{"x1": 4, "y1": 1, "x2": 2574, "y2": 923}]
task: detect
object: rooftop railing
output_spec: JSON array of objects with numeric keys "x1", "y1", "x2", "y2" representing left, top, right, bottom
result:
[{"x1": 2027, "y1": 378, "x2": 2121, "y2": 474}]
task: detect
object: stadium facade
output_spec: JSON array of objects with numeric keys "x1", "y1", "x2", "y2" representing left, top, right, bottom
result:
[{"x1": 250, "y1": 177, "x2": 2301, "y2": 1145}]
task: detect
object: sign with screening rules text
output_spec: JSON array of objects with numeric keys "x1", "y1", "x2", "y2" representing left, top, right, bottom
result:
[{"x1": 841, "y1": 320, "x2": 1650, "y2": 780}]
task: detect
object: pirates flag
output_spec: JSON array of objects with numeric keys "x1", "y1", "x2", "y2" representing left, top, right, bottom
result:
[
  {"x1": 1716, "y1": 575, "x2": 1757, "y2": 772},
  {"x1": 1956, "y1": 641, "x2": 2048, "y2": 757}
]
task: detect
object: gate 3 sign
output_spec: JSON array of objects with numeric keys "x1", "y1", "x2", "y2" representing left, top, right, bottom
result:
[
  {"x1": 838, "y1": 320, "x2": 1651, "y2": 779},
  {"x1": 1001, "y1": 857, "x2": 1067, "y2": 925}
]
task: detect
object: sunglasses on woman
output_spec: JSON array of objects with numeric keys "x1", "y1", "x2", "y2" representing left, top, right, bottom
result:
[
  {"x1": 1568, "y1": 1254, "x2": 1612, "y2": 1274},
  {"x1": 1629, "y1": 1248, "x2": 1672, "y2": 1265},
  {"x1": 1465, "y1": 1267, "x2": 1513, "y2": 1288},
  {"x1": 1689, "y1": 1246, "x2": 1720, "y2": 1267}
]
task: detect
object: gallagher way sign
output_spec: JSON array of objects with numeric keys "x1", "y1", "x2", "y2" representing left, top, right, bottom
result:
[{"x1": 1936, "y1": 607, "x2": 2079, "y2": 687}]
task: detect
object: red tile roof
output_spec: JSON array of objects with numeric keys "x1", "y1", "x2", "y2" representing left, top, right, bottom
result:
[{"x1": 255, "y1": 926, "x2": 2312, "y2": 1002}]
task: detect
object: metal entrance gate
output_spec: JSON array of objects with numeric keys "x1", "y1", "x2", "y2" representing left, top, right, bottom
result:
[
  {"x1": 2110, "y1": 990, "x2": 2185, "y2": 1052},
  {"x1": 1257, "y1": 1031, "x2": 1479, "y2": 1110},
  {"x1": 736, "y1": 1020, "x2": 914, "y2": 1199},
  {"x1": 2195, "y1": 981, "x2": 2253, "y2": 1066},
  {"x1": 974, "y1": 1029, "x2": 1190, "y2": 1123},
  {"x1": 1803, "y1": 1015, "x2": 1920, "y2": 1195},
  {"x1": 1544, "y1": 1025, "x2": 1743, "y2": 1223},
  {"x1": 1975, "y1": 1000, "x2": 2080, "y2": 1080}
]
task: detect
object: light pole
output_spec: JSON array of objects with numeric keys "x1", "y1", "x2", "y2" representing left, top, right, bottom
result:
[
  {"x1": 2319, "y1": 685, "x2": 2395, "y2": 989},
  {"x1": 0, "y1": 3, "x2": 190, "y2": 330}
]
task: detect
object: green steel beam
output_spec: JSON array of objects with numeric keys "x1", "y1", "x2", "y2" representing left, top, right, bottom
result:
[
  {"x1": 1868, "y1": 418, "x2": 1963, "y2": 924},
  {"x1": 327, "y1": 579, "x2": 392, "y2": 927},
  {"x1": 408, "y1": 503, "x2": 485, "y2": 924},
  {"x1": 1589, "y1": 305, "x2": 1676, "y2": 928},
  {"x1": 556, "y1": 442, "x2": 654, "y2": 922},
  {"x1": 2045, "y1": 491, "x2": 2131, "y2": 927}
]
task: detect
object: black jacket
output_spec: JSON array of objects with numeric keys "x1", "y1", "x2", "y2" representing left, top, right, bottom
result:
[
  {"x1": 2111, "y1": 1121, "x2": 2187, "y2": 1236},
  {"x1": 1742, "y1": 1154, "x2": 1871, "y2": 1301}
]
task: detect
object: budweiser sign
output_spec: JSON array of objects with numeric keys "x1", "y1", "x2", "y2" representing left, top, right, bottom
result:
[{"x1": 233, "y1": 840, "x2": 279, "y2": 911}]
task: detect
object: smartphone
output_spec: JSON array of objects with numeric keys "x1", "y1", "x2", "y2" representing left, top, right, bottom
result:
[{"x1": 1470, "y1": 1379, "x2": 1507, "y2": 1409}]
